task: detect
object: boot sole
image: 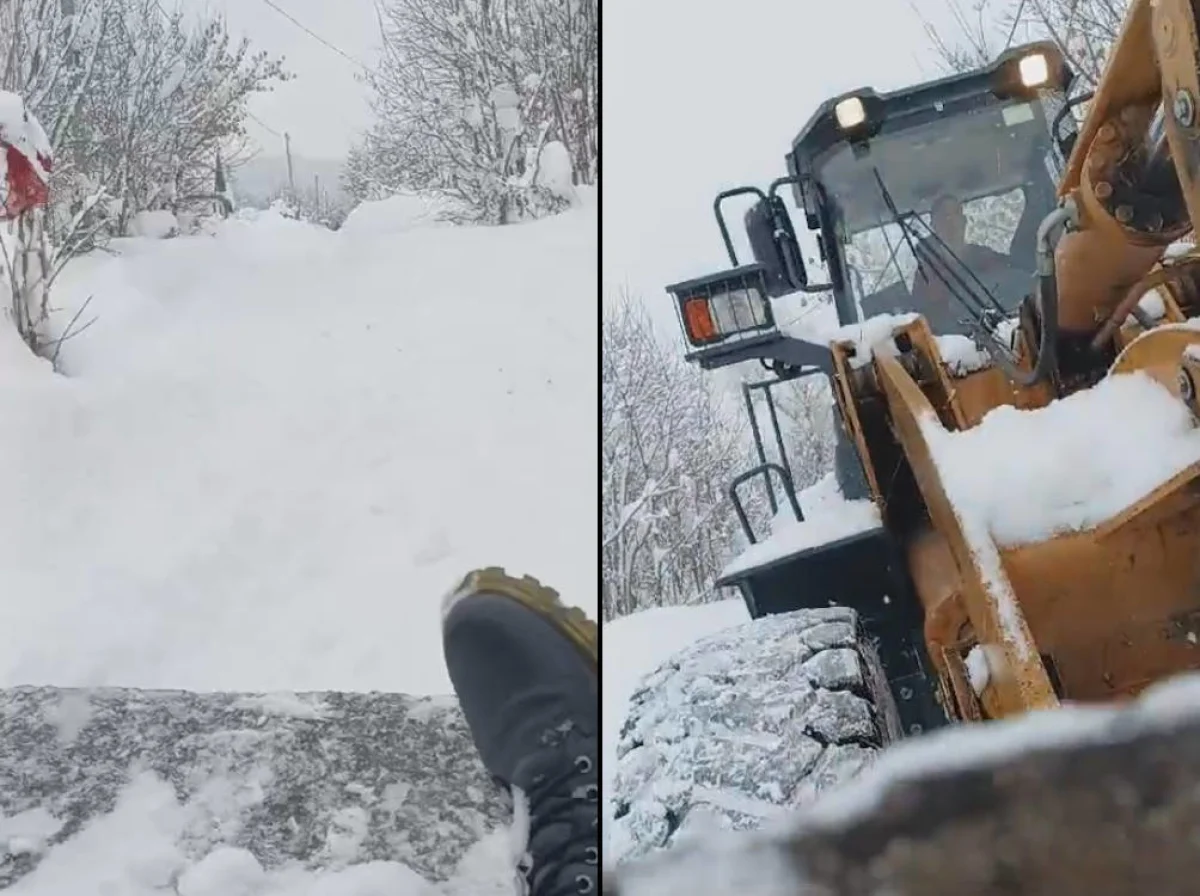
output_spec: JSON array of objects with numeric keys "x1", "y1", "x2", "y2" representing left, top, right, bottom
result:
[{"x1": 443, "y1": 567, "x2": 598, "y2": 673}]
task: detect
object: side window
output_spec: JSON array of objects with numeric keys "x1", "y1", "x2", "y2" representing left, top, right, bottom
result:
[{"x1": 962, "y1": 187, "x2": 1025, "y2": 254}]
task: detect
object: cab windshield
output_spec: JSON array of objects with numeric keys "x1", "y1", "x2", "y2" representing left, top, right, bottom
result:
[{"x1": 815, "y1": 97, "x2": 1060, "y2": 335}]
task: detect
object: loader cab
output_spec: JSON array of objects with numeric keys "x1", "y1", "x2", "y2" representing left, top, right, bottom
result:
[
  {"x1": 791, "y1": 43, "x2": 1074, "y2": 336},
  {"x1": 671, "y1": 43, "x2": 1076, "y2": 360}
]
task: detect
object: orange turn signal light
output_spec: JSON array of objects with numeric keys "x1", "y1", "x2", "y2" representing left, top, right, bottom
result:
[{"x1": 683, "y1": 297, "x2": 717, "y2": 344}]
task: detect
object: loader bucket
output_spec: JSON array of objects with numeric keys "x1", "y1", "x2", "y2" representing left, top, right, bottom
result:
[{"x1": 0, "y1": 686, "x2": 510, "y2": 887}]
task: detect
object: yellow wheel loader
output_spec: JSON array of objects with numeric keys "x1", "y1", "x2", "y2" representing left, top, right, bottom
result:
[{"x1": 609, "y1": 2, "x2": 1200, "y2": 888}]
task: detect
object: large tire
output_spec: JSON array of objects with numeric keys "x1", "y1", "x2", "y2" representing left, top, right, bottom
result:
[{"x1": 608, "y1": 607, "x2": 897, "y2": 865}]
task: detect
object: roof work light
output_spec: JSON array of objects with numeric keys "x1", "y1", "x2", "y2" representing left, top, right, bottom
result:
[
  {"x1": 1018, "y1": 52, "x2": 1050, "y2": 88},
  {"x1": 834, "y1": 96, "x2": 867, "y2": 130}
]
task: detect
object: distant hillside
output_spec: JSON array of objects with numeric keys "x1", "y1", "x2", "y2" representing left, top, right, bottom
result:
[{"x1": 230, "y1": 154, "x2": 348, "y2": 208}]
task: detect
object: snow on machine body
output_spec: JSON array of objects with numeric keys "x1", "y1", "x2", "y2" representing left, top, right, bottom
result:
[{"x1": 611, "y1": 17, "x2": 1200, "y2": 871}]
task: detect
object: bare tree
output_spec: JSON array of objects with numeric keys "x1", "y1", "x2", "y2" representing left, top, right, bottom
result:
[
  {"x1": 919, "y1": 0, "x2": 1125, "y2": 85},
  {"x1": 1, "y1": 0, "x2": 286, "y2": 246},
  {"x1": 54, "y1": 1, "x2": 287, "y2": 239}
]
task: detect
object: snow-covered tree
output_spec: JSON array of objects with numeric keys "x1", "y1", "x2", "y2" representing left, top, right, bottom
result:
[
  {"x1": 348, "y1": 0, "x2": 597, "y2": 223},
  {"x1": 0, "y1": 0, "x2": 287, "y2": 251},
  {"x1": 602, "y1": 295, "x2": 770, "y2": 621},
  {"x1": 0, "y1": 0, "x2": 286, "y2": 353},
  {"x1": 770, "y1": 377, "x2": 837, "y2": 490},
  {"x1": 265, "y1": 179, "x2": 352, "y2": 230}
]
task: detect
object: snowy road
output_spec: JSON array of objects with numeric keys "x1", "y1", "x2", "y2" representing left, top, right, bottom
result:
[
  {"x1": 0, "y1": 197, "x2": 596, "y2": 894},
  {"x1": 0, "y1": 199, "x2": 597, "y2": 695}
]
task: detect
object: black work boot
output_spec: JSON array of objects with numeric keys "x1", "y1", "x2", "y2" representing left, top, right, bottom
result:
[{"x1": 442, "y1": 568, "x2": 599, "y2": 896}]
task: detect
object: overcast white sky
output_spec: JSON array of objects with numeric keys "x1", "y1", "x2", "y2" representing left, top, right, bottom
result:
[
  {"x1": 174, "y1": 0, "x2": 380, "y2": 160},
  {"x1": 178, "y1": 0, "x2": 984, "y2": 295},
  {"x1": 603, "y1": 0, "x2": 981, "y2": 325}
]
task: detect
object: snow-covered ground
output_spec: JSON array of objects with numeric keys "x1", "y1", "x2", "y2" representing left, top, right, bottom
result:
[
  {"x1": 0, "y1": 194, "x2": 596, "y2": 893},
  {"x1": 2, "y1": 198, "x2": 596, "y2": 693},
  {"x1": 5, "y1": 768, "x2": 524, "y2": 896}
]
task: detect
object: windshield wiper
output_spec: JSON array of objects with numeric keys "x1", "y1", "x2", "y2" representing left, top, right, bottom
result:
[
  {"x1": 871, "y1": 168, "x2": 928, "y2": 288},
  {"x1": 870, "y1": 168, "x2": 1008, "y2": 330},
  {"x1": 863, "y1": 211, "x2": 909, "y2": 297},
  {"x1": 912, "y1": 218, "x2": 1010, "y2": 321}
]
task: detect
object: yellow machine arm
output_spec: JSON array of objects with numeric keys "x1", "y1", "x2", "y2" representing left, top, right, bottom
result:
[
  {"x1": 1053, "y1": 0, "x2": 1200, "y2": 343},
  {"x1": 833, "y1": 0, "x2": 1200, "y2": 723}
]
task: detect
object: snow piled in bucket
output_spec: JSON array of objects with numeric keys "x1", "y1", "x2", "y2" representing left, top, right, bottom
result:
[{"x1": 926, "y1": 371, "x2": 1200, "y2": 545}]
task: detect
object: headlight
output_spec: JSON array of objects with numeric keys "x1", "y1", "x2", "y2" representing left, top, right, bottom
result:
[
  {"x1": 834, "y1": 96, "x2": 867, "y2": 130},
  {"x1": 1018, "y1": 52, "x2": 1049, "y2": 88},
  {"x1": 681, "y1": 284, "x2": 770, "y2": 345}
]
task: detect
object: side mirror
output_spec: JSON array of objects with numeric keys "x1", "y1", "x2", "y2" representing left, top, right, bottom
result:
[{"x1": 745, "y1": 196, "x2": 808, "y2": 298}]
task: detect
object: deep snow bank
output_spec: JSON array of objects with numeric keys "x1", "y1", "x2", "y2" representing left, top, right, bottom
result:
[
  {"x1": 339, "y1": 192, "x2": 461, "y2": 238},
  {"x1": 0, "y1": 202, "x2": 597, "y2": 696},
  {"x1": 0, "y1": 200, "x2": 595, "y2": 893}
]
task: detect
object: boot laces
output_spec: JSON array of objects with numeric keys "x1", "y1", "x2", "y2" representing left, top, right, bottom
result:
[{"x1": 517, "y1": 740, "x2": 598, "y2": 896}]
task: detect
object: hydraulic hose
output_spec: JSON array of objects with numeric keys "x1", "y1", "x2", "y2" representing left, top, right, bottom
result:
[{"x1": 987, "y1": 203, "x2": 1074, "y2": 387}]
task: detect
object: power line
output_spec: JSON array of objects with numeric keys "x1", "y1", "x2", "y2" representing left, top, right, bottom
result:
[
  {"x1": 150, "y1": 1, "x2": 292, "y2": 148},
  {"x1": 257, "y1": 0, "x2": 369, "y2": 70},
  {"x1": 246, "y1": 110, "x2": 283, "y2": 139}
]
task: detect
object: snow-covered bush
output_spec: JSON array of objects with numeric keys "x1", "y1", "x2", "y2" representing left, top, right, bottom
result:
[
  {"x1": 128, "y1": 209, "x2": 178, "y2": 239},
  {"x1": 0, "y1": 0, "x2": 288, "y2": 252},
  {"x1": 346, "y1": 0, "x2": 596, "y2": 224}
]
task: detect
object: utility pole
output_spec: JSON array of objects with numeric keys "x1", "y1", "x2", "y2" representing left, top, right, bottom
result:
[{"x1": 284, "y1": 132, "x2": 296, "y2": 196}]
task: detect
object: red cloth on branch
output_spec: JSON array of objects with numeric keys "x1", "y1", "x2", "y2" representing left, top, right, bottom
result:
[{"x1": 4, "y1": 142, "x2": 51, "y2": 219}]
